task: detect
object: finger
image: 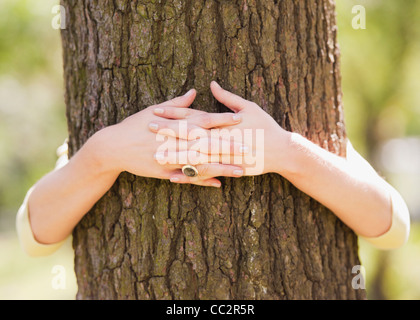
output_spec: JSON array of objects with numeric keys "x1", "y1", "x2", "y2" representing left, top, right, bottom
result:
[
  {"x1": 210, "y1": 81, "x2": 252, "y2": 113},
  {"x1": 170, "y1": 175, "x2": 222, "y2": 188},
  {"x1": 195, "y1": 163, "x2": 244, "y2": 178},
  {"x1": 152, "y1": 130, "x2": 249, "y2": 156},
  {"x1": 155, "y1": 150, "x2": 210, "y2": 166},
  {"x1": 148, "y1": 113, "x2": 243, "y2": 140},
  {"x1": 187, "y1": 137, "x2": 249, "y2": 156},
  {"x1": 148, "y1": 120, "x2": 206, "y2": 140},
  {"x1": 154, "y1": 89, "x2": 197, "y2": 109},
  {"x1": 154, "y1": 149, "x2": 246, "y2": 166},
  {"x1": 153, "y1": 109, "x2": 242, "y2": 127},
  {"x1": 219, "y1": 154, "x2": 246, "y2": 165},
  {"x1": 153, "y1": 106, "x2": 203, "y2": 119},
  {"x1": 189, "y1": 112, "x2": 242, "y2": 129}
]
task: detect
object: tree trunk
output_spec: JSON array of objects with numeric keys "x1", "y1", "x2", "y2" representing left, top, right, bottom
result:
[{"x1": 61, "y1": 0, "x2": 365, "y2": 300}]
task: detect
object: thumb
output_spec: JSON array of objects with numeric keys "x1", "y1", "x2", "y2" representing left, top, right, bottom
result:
[
  {"x1": 158, "y1": 89, "x2": 197, "y2": 109},
  {"x1": 210, "y1": 81, "x2": 248, "y2": 113}
]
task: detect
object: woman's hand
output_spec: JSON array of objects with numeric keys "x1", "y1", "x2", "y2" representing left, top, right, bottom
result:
[
  {"x1": 208, "y1": 81, "x2": 292, "y2": 175},
  {"x1": 148, "y1": 84, "x2": 402, "y2": 244},
  {"x1": 150, "y1": 82, "x2": 293, "y2": 183},
  {"x1": 90, "y1": 89, "x2": 246, "y2": 187}
]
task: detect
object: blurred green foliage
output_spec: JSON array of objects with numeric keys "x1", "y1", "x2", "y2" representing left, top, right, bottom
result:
[
  {"x1": 337, "y1": 0, "x2": 420, "y2": 155},
  {"x1": 337, "y1": 0, "x2": 420, "y2": 300},
  {"x1": 0, "y1": 0, "x2": 67, "y2": 224},
  {"x1": 0, "y1": 0, "x2": 418, "y2": 300}
]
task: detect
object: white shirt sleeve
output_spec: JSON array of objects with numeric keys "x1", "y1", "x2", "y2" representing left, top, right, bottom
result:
[
  {"x1": 362, "y1": 186, "x2": 410, "y2": 249},
  {"x1": 16, "y1": 139, "x2": 70, "y2": 257},
  {"x1": 346, "y1": 140, "x2": 410, "y2": 250}
]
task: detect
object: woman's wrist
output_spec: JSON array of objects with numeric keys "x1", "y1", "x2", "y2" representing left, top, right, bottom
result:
[
  {"x1": 269, "y1": 130, "x2": 300, "y2": 177},
  {"x1": 273, "y1": 131, "x2": 327, "y2": 184},
  {"x1": 77, "y1": 126, "x2": 123, "y2": 178}
]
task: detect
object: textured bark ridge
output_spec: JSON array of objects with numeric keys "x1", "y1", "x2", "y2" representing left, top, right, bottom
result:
[{"x1": 61, "y1": 0, "x2": 365, "y2": 300}]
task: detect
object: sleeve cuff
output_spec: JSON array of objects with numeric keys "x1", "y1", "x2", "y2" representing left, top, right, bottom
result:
[
  {"x1": 16, "y1": 139, "x2": 70, "y2": 257},
  {"x1": 361, "y1": 186, "x2": 411, "y2": 250},
  {"x1": 16, "y1": 186, "x2": 67, "y2": 257}
]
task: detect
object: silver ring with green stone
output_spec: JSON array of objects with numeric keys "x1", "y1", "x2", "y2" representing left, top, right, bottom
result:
[{"x1": 182, "y1": 165, "x2": 199, "y2": 178}]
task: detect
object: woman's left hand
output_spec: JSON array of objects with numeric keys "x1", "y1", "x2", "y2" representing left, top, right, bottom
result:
[{"x1": 149, "y1": 81, "x2": 293, "y2": 184}]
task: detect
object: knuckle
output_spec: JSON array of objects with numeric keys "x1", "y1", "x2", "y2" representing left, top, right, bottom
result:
[
  {"x1": 163, "y1": 108, "x2": 174, "y2": 117},
  {"x1": 198, "y1": 164, "x2": 210, "y2": 176},
  {"x1": 222, "y1": 166, "x2": 233, "y2": 177},
  {"x1": 183, "y1": 109, "x2": 193, "y2": 117},
  {"x1": 198, "y1": 114, "x2": 213, "y2": 128},
  {"x1": 251, "y1": 102, "x2": 259, "y2": 109},
  {"x1": 156, "y1": 121, "x2": 167, "y2": 129},
  {"x1": 187, "y1": 125, "x2": 205, "y2": 140}
]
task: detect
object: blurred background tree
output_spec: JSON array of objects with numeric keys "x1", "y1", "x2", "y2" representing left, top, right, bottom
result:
[
  {"x1": 338, "y1": 0, "x2": 420, "y2": 300},
  {"x1": 0, "y1": 0, "x2": 419, "y2": 299}
]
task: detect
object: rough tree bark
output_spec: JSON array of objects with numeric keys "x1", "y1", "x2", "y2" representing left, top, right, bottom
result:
[{"x1": 61, "y1": 0, "x2": 365, "y2": 300}]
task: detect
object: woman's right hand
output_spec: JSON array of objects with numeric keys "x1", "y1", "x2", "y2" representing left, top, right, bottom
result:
[{"x1": 87, "y1": 89, "x2": 245, "y2": 187}]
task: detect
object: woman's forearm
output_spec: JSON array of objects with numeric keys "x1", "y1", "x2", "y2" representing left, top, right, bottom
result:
[
  {"x1": 28, "y1": 130, "x2": 120, "y2": 244},
  {"x1": 277, "y1": 132, "x2": 392, "y2": 238},
  {"x1": 26, "y1": 91, "x2": 244, "y2": 246}
]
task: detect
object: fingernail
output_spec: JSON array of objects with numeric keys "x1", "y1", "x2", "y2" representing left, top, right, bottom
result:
[
  {"x1": 212, "y1": 81, "x2": 221, "y2": 88},
  {"x1": 212, "y1": 182, "x2": 221, "y2": 188},
  {"x1": 184, "y1": 89, "x2": 194, "y2": 97},
  {"x1": 149, "y1": 123, "x2": 159, "y2": 130},
  {"x1": 233, "y1": 169, "x2": 244, "y2": 177},
  {"x1": 154, "y1": 108, "x2": 164, "y2": 115},
  {"x1": 170, "y1": 177, "x2": 180, "y2": 182},
  {"x1": 240, "y1": 146, "x2": 249, "y2": 154},
  {"x1": 154, "y1": 152, "x2": 164, "y2": 161},
  {"x1": 232, "y1": 114, "x2": 242, "y2": 122}
]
